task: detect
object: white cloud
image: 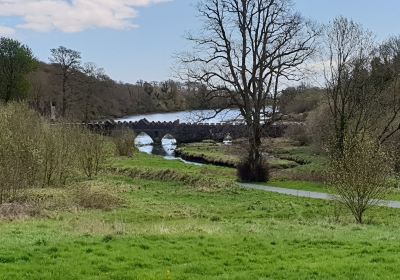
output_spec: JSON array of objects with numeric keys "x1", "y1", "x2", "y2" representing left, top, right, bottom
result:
[
  {"x1": 0, "y1": 26, "x2": 16, "y2": 36},
  {"x1": 0, "y1": 0, "x2": 170, "y2": 33}
]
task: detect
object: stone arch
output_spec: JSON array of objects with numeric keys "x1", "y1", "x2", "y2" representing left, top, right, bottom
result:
[
  {"x1": 162, "y1": 133, "x2": 177, "y2": 142},
  {"x1": 134, "y1": 132, "x2": 154, "y2": 146},
  {"x1": 161, "y1": 134, "x2": 177, "y2": 156}
]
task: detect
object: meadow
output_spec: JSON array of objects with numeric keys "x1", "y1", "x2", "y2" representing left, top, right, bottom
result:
[{"x1": 0, "y1": 152, "x2": 400, "y2": 279}]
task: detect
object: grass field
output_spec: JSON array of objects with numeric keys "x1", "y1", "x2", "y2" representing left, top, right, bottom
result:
[{"x1": 0, "y1": 153, "x2": 400, "y2": 279}]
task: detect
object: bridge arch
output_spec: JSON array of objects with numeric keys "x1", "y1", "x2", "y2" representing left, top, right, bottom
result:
[
  {"x1": 134, "y1": 132, "x2": 154, "y2": 145},
  {"x1": 161, "y1": 134, "x2": 177, "y2": 156}
]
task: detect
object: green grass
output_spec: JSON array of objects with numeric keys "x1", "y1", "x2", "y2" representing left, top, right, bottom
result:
[
  {"x1": 176, "y1": 142, "x2": 239, "y2": 167},
  {"x1": 176, "y1": 138, "x2": 328, "y2": 178},
  {"x1": 109, "y1": 152, "x2": 235, "y2": 177},
  {"x1": 268, "y1": 180, "x2": 332, "y2": 193},
  {"x1": 1, "y1": 153, "x2": 400, "y2": 279},
  {"x1": 268, "y1": 179, "x2": 400, "y2": 201},
  {"x1": 176, "y1": 141, "x2": 303, "y2": 170},
  {"x1": 1, "y1": 174, "x2": 400, "y2": 279}
]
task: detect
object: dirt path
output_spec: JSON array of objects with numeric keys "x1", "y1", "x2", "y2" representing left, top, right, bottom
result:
[{"x1": 239, "y1": 183, "x2": 400, "y2": 209}]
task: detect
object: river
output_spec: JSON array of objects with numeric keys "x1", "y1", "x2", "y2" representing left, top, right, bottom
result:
[{"x1": 115, "y1": 108, "x2": 242, "y2": 124}]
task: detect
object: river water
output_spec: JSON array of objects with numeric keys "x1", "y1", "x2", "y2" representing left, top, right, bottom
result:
[{"x1": 115, "y1": 108, "x2": 242, "y2": 124}]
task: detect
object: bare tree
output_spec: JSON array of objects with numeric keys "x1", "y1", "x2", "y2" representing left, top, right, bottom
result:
[
  {"x1": 324, "y1": 17, "x2": 376, "y2": 155},
  {"x1": 180, "y1": 0, "x2": 319, "y2": 181},
  {"x1": 325, "y1": 18, "x2": 400, "y2": 155},
  {"x1": 50, "y1": 46, "x2": 81, "y2": 118},
  {"x1": 80, "y1": 62, "x2": 107, "y2": 122}
]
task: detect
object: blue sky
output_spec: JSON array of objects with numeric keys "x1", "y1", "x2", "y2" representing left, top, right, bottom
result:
[{"x1": 1, "y1": 0, "x2": 399, "y2": 83}]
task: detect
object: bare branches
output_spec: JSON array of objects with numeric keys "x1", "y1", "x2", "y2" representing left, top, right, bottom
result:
[
  {"x1": 325, "y1": 19, "x2": 400, "y2": 152},
  {"x1": 324, "y1": 17, "x2": 376, "y2": 154},
  {"x1": 179, "y1": 0, "x2": 318, "y2": 180},
  {"x1": 49, "y1": 46, "x2": 82, "y2": 117},
  {"x1": 327, "y1": 135, "x2": 392, "y2": 224},
  {"x1": 180, "y1": 0, "x2": 319, "y2": 125}
]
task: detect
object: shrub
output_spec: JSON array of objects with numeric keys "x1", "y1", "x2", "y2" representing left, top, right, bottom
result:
[
  {"x1": 306, "y1": 104, "x2": 334, "y2": 152},
  {"x1": 326, "y1": 135, "x2": 392, "y2": 224},
  {"x1": 76, "y1": 129, "x2": 107, "y2": 178},
  {"x1": 111, "y1": 128, "x2": 136, "y2": 157},
  {"x1": 0, "y1": 203, "x2": 41, "y2": 220},
  {"x1": 41, "y1": 124, "x2": 80, "y2": 186},
  {"x1": 73, "y1": 185, "x2": 123, "y2": 211},
  {"x1": 0, "y1": 103, "x2": 43, "y2": 203},
  {"x1": 237, "y1": 156, "x2": 269, "y2": 182},
  {"x1": 284, "y1": 124, "x2": 309, "y2": 146},
  {"x1": 0, "y1": 102, "x2": 112, "y2": 205}
]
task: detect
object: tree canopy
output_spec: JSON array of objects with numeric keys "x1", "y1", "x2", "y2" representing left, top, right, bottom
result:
[{"x1": 0, "y1": 37, "x2": 38, "y2": 102}]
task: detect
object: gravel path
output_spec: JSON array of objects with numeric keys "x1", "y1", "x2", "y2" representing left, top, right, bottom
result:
[{"x1": 239, "y1": 183, "x2": 400, "y2": 209}]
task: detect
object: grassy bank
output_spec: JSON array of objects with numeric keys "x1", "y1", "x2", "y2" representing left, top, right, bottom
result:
[
  {"x1": 176, "y1": 138, "x2": 327, "y2": 180},
  {"x1": 0, "y1": 153, "x2": 399, "y2": 279}
]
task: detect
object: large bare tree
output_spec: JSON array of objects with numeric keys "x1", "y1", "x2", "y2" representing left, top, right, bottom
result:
[
  {"x1": 181, "y1": 0, "x2": 318, "y2": 180},
  {"x1": 50, "y1": 46, "x2": 81, "y2": 118}
]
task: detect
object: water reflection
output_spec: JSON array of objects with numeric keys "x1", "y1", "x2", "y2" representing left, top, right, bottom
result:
[
  {"x1": 134, "y1": 133, "x2": 178, "y2": 157},
  {"x1": 134, "y1": 132, "x2": 204, "y2": 166},
  {"x1": 134, "y1": 133, "x2": 153, "y2": 154},
  {"x1": 162, "y1": 135, "x2": 177, "y2": 156}
]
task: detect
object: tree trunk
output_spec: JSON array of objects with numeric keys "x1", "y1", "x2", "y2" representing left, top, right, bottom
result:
[
  {"x1": 62, "y1": 74, "x2": 67, "y2": 118},
  {"x1": 246, "y1": 122, "x2": 267, "y2": 181}
]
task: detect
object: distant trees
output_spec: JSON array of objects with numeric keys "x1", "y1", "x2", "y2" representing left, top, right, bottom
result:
[
  {"x1": 324, "y1": 17, "x2": 375, "y2": 156},
  {"x1": 181, "y1": 0, "x2": 319, "y2": 181},
  {"x1": 0, "y1": 37, "x2": 38, "y2": 102},
  {"x1": 80, "y1": 62, "x2": 108, "y2": 122},
  {"x1": 372, "y1": 36, "x2": 400, "y2": 144},
  {"x1": 50, "y1": 46, "x2": 82, "y2": 117},
  {"x1": 279, "y1": 85, "x2": 324, "y2": 115},
  {"x1": 324, "y1": 17, "x2": 400, "y2": 156}
]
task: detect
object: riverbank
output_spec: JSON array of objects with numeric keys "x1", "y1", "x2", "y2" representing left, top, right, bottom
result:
[{"x1": 175, "y1": 138, "x2": 327, "y2": 181}]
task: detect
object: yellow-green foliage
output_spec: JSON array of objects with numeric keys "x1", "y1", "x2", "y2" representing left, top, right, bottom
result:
[
  {"x1": 327, "y1": 135, "x2": 392, "y2": 223},
  {"x1": 0, "y1": 103, "x2": 43, "y2": 202},
  {"x1": 76, "y1": 128, "x2": 107, "y2": 178},
  {"x1": 111, "y1": 128, "x2": 136, "y2": 157},
  {"x1": 73, "y1": 184, "x2": 123, "y2": 211},
  {"x1": 0, "y1": 102, "x2": 110, "y2": 203}
]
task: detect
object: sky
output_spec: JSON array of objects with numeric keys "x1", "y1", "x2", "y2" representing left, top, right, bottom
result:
[{"x1": 0, "y1": 0, "x2": 399, "y2": 83}]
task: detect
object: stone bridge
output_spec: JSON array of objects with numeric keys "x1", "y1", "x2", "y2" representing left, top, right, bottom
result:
[{"x1": 87, "y1": 118, "x2": 286, "y2": 144}]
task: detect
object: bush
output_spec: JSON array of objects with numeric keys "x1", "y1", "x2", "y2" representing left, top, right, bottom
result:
[
  {"x1": 0, "y1": 103, "x2": 43, "y2": 203},
  {"x1": 112, "y1": 128, "x2": 136, "y2": 157},
  {"x1": 284, "y1": 124, "x2": 309, "y2": 146},
  {"x1": 237, "y1": 156, "x2": 269, "y2": 182},
  {"x1": 76, "y1": 129, "x2": 107, "y2": 178},
  {"x1": 41, "y1": 124, "x2": 80, "y2": 185},
  {"x1": 73, "y1": 185, "x2": 123, "y2": 211},
  {"x1": 327, "y1": 135, "x2": 392, "y2": 224},
  {"x1": 0, "y1": 203, "x2": 41, "y2": 220},
  {"x1": 306, "y1": 104, "x2": 334, "y2": 152},
  {"x1": 0, "y1": 102, "x2": 111, "y2": 204}
]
